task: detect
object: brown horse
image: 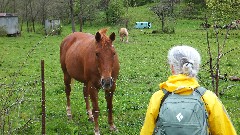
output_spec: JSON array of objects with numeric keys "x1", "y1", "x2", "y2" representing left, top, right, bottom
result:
[
  {"x1": 60, "y1": 28, "x2": 120, "y2": 135},
  {"x1": 119, "y1": 28, "x2": 129, "y2": 43}
]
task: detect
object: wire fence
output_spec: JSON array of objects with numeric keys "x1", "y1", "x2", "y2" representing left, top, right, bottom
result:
[
  {"x1": 0, "y1": 29, "x2": 57, "y2": 134},
  {"x1": 1, "y1": 26, "x2": 239, "y2": 134}
]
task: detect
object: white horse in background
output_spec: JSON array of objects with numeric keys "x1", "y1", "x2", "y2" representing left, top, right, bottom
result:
[{"x1": 119, "y1": 28, "x2": 129, "y2": 43}]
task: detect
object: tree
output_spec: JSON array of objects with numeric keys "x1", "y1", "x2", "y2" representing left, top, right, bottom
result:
[
  {"x1": 124, "y1": 0, "x2": 130, "y2": 29},
  {"x1": 0, "y1": 0, "x2": 10, "y2": 12},
  {"x1": 151, "y1": 0, "x2": 176, "y2": 33},
  {"x1": 79, "y1": 0, "x2": 83, "y2": 32},
  {"x1": 180, "y1": 0, "x2": 206, "y2": 19},
  {"x1": 205, "y1": 0, "x2": 240, "y2": 25},
  {"x1": 46, "y1": 0, "x2": 68, "y2": 24},
  {"x1": 0, "y1": 0, "x2": 18, "y2": 13},
  {"x1": 106, "y1": 0, "x2": 125, "y2": 24},
  {"x1": 22, "y1": 0, "x2": 35, "y2": 33},
  {"x1": 76, "y1": 0, "x2": 100, "y2": 31},
  {"x1": 29, "y1": 0, "x2": 40, "y2": 32},
  {"x1": 69, "y1": 0, "x2": 75, "y2": 32},
  {"x1": 124, "y1": 0, "x2": 154, "y2": 7},
  {"x1": 39, "y1": 0, "x2": 49, "y2": 26},
  {"x1": 203, "y1": 0, "x2": 240, "y2": 96},
  {"x1": 204, "y1": 23, "x2": 239, "y2": 97}
]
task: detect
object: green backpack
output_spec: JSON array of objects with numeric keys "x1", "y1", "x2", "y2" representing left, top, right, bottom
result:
[{"x1": 154, "y1": 87, "x2": 209, "y2": 135}]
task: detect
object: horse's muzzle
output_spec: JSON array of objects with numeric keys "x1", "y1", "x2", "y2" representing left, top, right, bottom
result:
[{"x1": 101, "y1": 77, "x2": 113, "y2": 90}]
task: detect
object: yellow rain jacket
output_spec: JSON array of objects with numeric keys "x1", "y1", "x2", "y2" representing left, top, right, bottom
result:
[{"x1": 140, "y1": 74, "x2": 237, "y2": 135}]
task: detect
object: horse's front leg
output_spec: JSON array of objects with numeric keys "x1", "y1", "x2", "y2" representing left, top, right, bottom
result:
[
  {"x1": 120, "y1": 36, "x2": 123, "y2": 42},
  {"x1": 89, "y1": 85, "x2": 100, "y2": 135},
  {"x1": 105, "y1": 86, "x2": 117, "y2": 131},
  {"x1": 83, "y1": 83, "x2": 94, "y2": 122}
]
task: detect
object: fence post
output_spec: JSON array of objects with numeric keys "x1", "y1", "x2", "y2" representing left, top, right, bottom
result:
[{"x1": 41, "y1": 60, "x2": 46, "y2": 135}]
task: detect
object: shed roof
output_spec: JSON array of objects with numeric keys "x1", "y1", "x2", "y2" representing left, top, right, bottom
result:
[{"x1": 0, "y1": 13, "x2": 18, "y2": 17}]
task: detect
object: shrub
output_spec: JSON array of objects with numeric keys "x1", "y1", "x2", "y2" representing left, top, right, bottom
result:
[{"x1": 0, "y1": 26, "x2": 7, "y2": 36}]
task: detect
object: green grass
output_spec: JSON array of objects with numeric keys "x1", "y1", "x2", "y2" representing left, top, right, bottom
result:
[{"x1": 1, "y1": 4, "x2": 240, "y2": 135}]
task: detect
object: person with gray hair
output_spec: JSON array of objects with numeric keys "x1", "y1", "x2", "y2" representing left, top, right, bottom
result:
[
  {"x1": 167, "y1": 45, "x2": 201, "y2": 77},
  {"x1": 140, "y1": 45, "x2": 236, "y2": 135}
]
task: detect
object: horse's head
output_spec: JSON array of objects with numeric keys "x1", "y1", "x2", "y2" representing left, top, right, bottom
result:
[{"x1": 95, "y1": 29, "x2": 117, "y2": 90}]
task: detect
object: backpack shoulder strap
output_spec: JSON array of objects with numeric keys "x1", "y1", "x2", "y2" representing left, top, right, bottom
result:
[
  {"x1": 159, "y1": 89, "x2": 171, "y2": 108},
  {"x1": 194, "y1": 86, "x2": 209, "y2": 134},
  {"x1": 194, "y1": 86, "x2": 207, "y2": 96},
  {"x1": 155, "y1": 89, "x2": 171, "y2": 122}
]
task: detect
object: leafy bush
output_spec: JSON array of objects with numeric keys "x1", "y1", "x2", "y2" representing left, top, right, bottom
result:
[
  {"x1": 106, "y1": 0, "x2": 125, "y2": 24},
  {"x1": 0, "y1": 26, "x2": 7, "y2": 36}
]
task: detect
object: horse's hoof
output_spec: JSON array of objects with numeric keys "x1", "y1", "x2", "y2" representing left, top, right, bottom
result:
[
  {"x1": 110, "y1": 125, "x2": 118, "y2": 132},
  {"x1": 67, "y1": 114, "x2": 72, "y2": 120},
  {"x1": 94, "y1": 129, "x2": 100, "y2": 135},
  {"x1": 88, "y1": 117, "x2": 94, "y2": 122},
  {"x1": 66, "y1": 107, "x2": 72, "y2": 120}
]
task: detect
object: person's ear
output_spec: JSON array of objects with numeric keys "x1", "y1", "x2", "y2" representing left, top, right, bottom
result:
[{"x1": 171, "y1": 65, "x2": 175, "y2": 74}]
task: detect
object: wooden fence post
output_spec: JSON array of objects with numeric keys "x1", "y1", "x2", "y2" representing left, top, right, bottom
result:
[{"x1": 41, "y1": 60, "x2": 46, "y2": 135}]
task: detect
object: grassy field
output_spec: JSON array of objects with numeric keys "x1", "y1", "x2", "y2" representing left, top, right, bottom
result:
[{"x1": 1, "y1": 4, "x2": 240, "y2": 135}]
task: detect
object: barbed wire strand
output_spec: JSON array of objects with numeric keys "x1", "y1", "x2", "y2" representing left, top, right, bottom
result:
[{"x1": 0, "y1": 27, "x2": 60, "y2": 134}]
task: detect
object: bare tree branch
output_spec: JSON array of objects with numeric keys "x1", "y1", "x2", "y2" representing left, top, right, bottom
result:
[{"x1": 205, "y1": 15, "x2": 215, "y2": 90}]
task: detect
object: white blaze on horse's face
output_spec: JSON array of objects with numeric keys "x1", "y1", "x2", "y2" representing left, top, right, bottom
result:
[{"x1": 95, "y1": 32, "x2": 116, "y2": 90}]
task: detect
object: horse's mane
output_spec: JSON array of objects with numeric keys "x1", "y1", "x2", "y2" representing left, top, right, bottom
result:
[
  {"x1": 99, "y1": 28, "x2": 108, "y2": 36},
  {"x1": 98, "y1": 28, "x2": 113, "y2": 47}
]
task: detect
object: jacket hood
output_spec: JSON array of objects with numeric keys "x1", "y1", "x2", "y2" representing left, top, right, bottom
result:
[{"x1": 159, "y1": 74, "x2": 200, "y2": 94}]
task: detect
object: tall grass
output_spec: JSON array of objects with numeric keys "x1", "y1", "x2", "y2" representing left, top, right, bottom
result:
[{"x1": 0, "y1": 4, "x2": 239, "y2": 135}]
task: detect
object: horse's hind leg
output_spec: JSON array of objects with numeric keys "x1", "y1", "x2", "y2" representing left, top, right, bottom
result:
[
  {"x1": 64, "y1": 73, "x2": 72, "y2": 119},
  {"x1": 83, "y1": 83, "x2": 94, "y2": 122}
]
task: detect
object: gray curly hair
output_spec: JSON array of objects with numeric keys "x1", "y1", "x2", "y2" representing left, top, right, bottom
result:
[{"x1": 168, "y1": 45, "x2": 201, "y2": 77}]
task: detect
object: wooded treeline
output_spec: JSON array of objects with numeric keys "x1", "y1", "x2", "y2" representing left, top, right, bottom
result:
[
  {"x1": 0, "y1": 0, "x2": 239, "y2": 33},
  {"x1": 0, "y1": 0, "x2": 156, "y2": 31}
]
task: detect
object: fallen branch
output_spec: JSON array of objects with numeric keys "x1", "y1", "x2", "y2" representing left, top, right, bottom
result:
[
  {"x1": 229, "y1": 76, "x2": 240, "y2": 81},
  {"x1": 220, "y1": 84, "x2": 239, "y2": 95}
]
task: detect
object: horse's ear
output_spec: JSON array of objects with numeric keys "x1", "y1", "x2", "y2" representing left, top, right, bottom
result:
[
  {"x1": 109, "y1": 32, "x2": 115, "y2": 41},
  {"x1": 95, "y1": 32, "x2": 101, "y2": 42}
]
